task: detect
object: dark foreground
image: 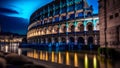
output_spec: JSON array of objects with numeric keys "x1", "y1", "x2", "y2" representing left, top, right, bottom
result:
[{"x1": 0, "y1": 51, "x2": 46, "y2": 68}]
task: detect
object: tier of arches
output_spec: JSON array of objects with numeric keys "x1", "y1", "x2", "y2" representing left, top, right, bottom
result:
[
  {"x1": 27, "y1": 20, "x2": 99, "y2": 38},
  {"x1": 28, "y1": 35, "x2": 99, "y2": 46}
]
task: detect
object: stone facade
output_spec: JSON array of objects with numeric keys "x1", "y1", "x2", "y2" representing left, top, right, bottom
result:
[
  {"x1": 99, "y1": 0, "x2": 120, "y2": 48},
  {"x1": 27, "y1": 0, "x2": 100, "y2": 47}
]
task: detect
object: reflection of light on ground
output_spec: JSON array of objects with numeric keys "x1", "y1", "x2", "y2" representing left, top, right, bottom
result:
[
  {"x1": 58, "y1": 52, "x2": 62, "y2": 64},
  {"x1": 45, "y1": 51, "x2": 48, "y2": 61},
  {"x1": 54, "y1": 54, "x2": 58, "y2": 63},
  {"x1": 52, "y1": 51, "x2": 55, "y2": 62},
  {"x1": 74, "y1": 53, "x2": 78, "y2": 67},
  {"x1": 43, "y1": 53, "x2": 45, "y2": 60},
  {"x1": 18, "y1": 48, "x2": 21, "y2": 55},
  {"x1": 28, "y1": 51, "x2": 33, "y2": 58},
  {"x1": 85, "y1": 54, "x2": 88, "y2": 68},
  {"x1": 93, "y1": 55, "x2": 97, "y2": 68},
  {"x1": 40, "y1": 51, "x2": 43, "y2": 60},
  {"x1": 34, "y1": 50, "x2": 38, "y2": 59},
  {"x1": 5, "y1": 46, "x2": 8, "y2": 52},
  {"x1": 66, "y1": 52, "x2": 70, "y2": 65}
]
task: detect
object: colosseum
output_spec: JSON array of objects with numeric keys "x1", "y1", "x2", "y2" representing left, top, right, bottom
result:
[{"x1": 27, "y1": 0, "x2": 99, "y2": 49}]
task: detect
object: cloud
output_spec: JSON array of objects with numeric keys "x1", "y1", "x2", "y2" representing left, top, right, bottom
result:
[
  {"x1": 0, "y1": 7, "x2": 19, "y2": 14},
  {"x1": 0, "y1": 14, "x2": 28, "y2": 35}
]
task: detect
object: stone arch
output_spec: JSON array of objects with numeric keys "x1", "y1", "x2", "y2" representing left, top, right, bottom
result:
[
  {"x1": 38, "y1": 28, "x2": 41, "y2": 35},
  {"x1": 54, "y1": 37, "x2": 58, "y2": 43},
  {"x1": 60, "y1": 24, "x2": 66, "y2": 33},
  {"x1": 43, "y1": 27, "x2": 47, "y2": 34},
  {"x1": 96, "y1": 22, "x2": 99, "y2": 30},
  {"x1": 87, "y1": 12, "x2": 92, "y2": 16},
  {"x1": 87, "y1": 22, "x2": 93, "y2": 31},
  {"x1": 69, "y1": 37, "x2": 75, "y2": 43},
  {"x1": 68, "y1": 23, "x2": 75, "y2": 32},
  {"x1": 87, "y1": 37, "x2": 94, "y2": 45},
  {"x1": 39, "y1": 38, "x2": 41, "y2": 44},
  {"x1": 61, "y1": 37, "x2": 66, "y2": 43},
  {"x1": 48, "y1": 26, "x2": 52, "y2": 34},
  {"x1": 48, "y1": 38, "x2": 52, "y2": 43},
  {"x1": 77, "y1": 23, "x2": 84, "y2": 32},
  {"x1": 53, "y1": 25, "x2": 59, "y2": 33},
  {"x1": 43, "y1": 38, "x2": 46, "y2": 44},
  {"x1": 77, "y1": 37, "x2": 84, "y2": 45}
]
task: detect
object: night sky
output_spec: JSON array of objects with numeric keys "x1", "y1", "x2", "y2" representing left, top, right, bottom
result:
[{"x1": 0, "y1": 0, "x2": 98, "y2": 35}]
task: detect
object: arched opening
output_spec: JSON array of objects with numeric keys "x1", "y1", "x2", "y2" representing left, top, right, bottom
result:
[
  {"x1": 78, "y1": 24, "x2": 84, "y2": 32},
  {"x1": 61, "y1": 37, "x2": 66, "y2": 43},
  {"x1": 54, "y1": 38, "x2": 58, "y2": 43},
  {"x1": 48, "y1": 26, "x2": 52, "y2": 34},
  {"x1": 69, "y1": 23, "x2": 75, "y2": 32},
  {"x1": 43, "y1": 38, "x2": 46, "y2": 44},
  {"x1": 87, "y1": 22, "x2": 93, "y2": 31},
  {"x1": 96, "y1": 22, "x2": 99, "y2": 30},
  {"x1": 77, "y1": 37, "x2": 84, "y2": 45},
  {"x1": 54, "y1": 25, "x2": 59, "y2": 33},
  {"x1": 87, "y1": 37, "x2": 93, "y2": 45},
  {"x1": 43, "y1": 27, "x2": 47, "y2": 34},
  {"x1": 71, "y1": 25, "x2": 75, "y2": 32},
  {"x1": 87, "y1": 12, "x2": 92, "y2": 16},
  {"x1": 48, "y1": 38, "x2": 51, "y2": 43},
  {"x1": 69, "y1": 37, "x2": 74, "y2": 43},
  {"x1": 61, "y1": 24, "x2": 66, "y2": 33}
]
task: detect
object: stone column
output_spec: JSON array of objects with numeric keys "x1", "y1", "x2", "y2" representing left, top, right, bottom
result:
[
  {"x1": 83, "y1": 21, "x2": 87, "y2": 31},
  {"x1": 37, "y1": 39, "x2": 39, "y2": 44},
  {"x1": 52, "y1": 37, "x2": 54, "y2": 44},
  {"x1": 66, "y1": 36, "x2": 69, "y2": 44},
  {"x1": 94, "y1": 35, "x2": 98, "y2": 45},
  {"x1": 59, "y1": 15, "x2": 61, "y2": 21},
  {"x1": 46, "y1": 38, "x2": 48, "y2": 44},
  {"x1": 75, "y1": 36, "x2": 77, "y2": 45},
  {"x1": 41, "y1": 38, "x2": 43, "y2": 43},
  {"x1": 66, "y1": 23, "x2": 69, "y2": 33},
  {"x1": 84, "y1": 25, "x2": 87, "y2": 31},
  {"x1": 67, "y1": 13, "x2": 69, "y2": 19},
  {"x1": 52, "y1": 17, "x2": 54, "y2": 22},
  {"x1": 84, "y1": 35, "x2": 87, "y2": 45},
  {"x1": 75, "y1": 12, "x2": 78, "y2": 17},
  {"x1": 58, "y1": 37, "x2": 61, "y2": 43},
  {"x1": 93, "y1": 19, "x2": 97, "y2": 31}
]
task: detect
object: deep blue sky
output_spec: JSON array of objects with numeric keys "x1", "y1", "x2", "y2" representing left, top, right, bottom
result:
[{"x1": 0, "y1": 0, "x2": 98, "y2": 35}]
